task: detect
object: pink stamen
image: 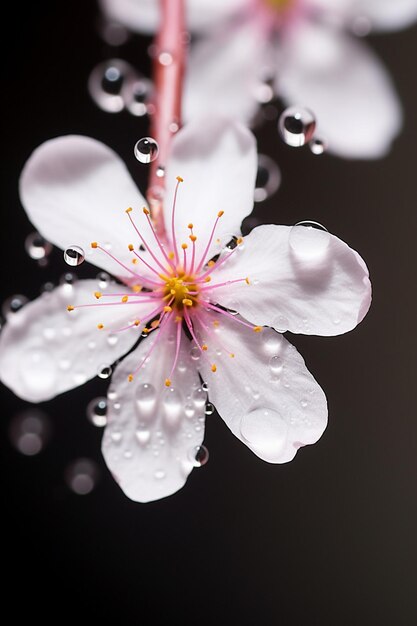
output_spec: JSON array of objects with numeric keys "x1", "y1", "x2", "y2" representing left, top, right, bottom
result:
[
  {"x1": 195, "y1": 214, "x2": 223, "y2": 274},
  {"x1": 168, "y1": 317, "x2": 183, "y2": 380},
  {"x1": 190, "y1": 234, "x2": 196, "y2": 275},
  {"x1": 143, "y1": 209, "x2": 176, "y2": 270},
  {"x1": 126, "y1": 211, "x2": 169, "y2": 274},
  {"x1": 72, "y1": 299, "x2": 159, "y2": 310},
  {"x1": 183, "y1": 307, "x2": 204, "y2": 353},
  {"x1": 193, "y1": 278, "x2": 248, "y2": 293},
  {"x1": 202, "y1": 301, "x2": 258, "y2": 330},
  {"x1": 194, "y1": 311, "x2": 235, "y2": 357},
  {"x1": 182, "y1": 246, "x2": 188, "y2": 272},
  {"x1": 197, "y1": 246, "x2": 239, "y2": 281},
  {"x1": 96, "y1": 245, "x2": 143, "y2": 279},
  {"x1": 132, "y1": 312, "x2": 173, "y2": 375}
]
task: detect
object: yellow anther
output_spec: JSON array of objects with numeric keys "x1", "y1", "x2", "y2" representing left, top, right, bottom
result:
[
  {"x1": 168, "y1": 252, "x2": 175, "y2": 260},
  {"x1": 159, "y1": 273, "x2": 169, "y2": 281},
  {"x1": 181, "y1": 243, "x2": 188, "y2": 250},
  {"x1": 165, "y1": 378, "x2": 171, "y2": 387},
  {"x1": 121, "y1": 295, "x2": 128, "y2": 303},
  {"x1": 142, "y1": 328, "x2": 150, "y2": 335},
  {"x1": 213, "y1": 320, "x2": 219, "y2": 327},
  {"x1": 143, "y1": 207, "x2": 150, "y2": 215},
  {"x1": 230, "y1": 353, "x2": 235, "y2": 358},
  {"x1": 151, "y1": 320, "x2": 160, "y2": 329},
  {"x1": 253, "y1": 326, "x2": 263, "y2": 333},
  {"x1": 189, "y1": 235, "x2": 197, "y2": 242},
  {"x1": 208, "y1": 260, "x2": 215, "y2": 267},
  {"x1": 132, "y1": 258, "x2": 138, "y2": 264},
  {"x1": 164, "y1": 306, "x2": 173, "y2": 313},
  {"x1": 202, "y1": 344, "x2": 208, "y2": 351},
  {"x1": 245, "y1": 277, "x2": 250, "y2": 285},
  {"x1": 128, "y1": 374, "x2": 134, "y2": 382},
  {"x1": 170, "y1": 289, "x2": 176, "y2": 295},
  {"x1": 128, "y1": 244, "x2": 134, "y2": 251},
  {"x1": 67, "y1": 305, "x2": 74, "y2": 312},
  {"x1": 175, "y1": 316, "x2": 182, "y2": 323},
  {"x1": 188, "y1": 223, "x2": 193, "y2": 229},
  {"x1": 125, "y1": 207, "x2": 133, "y2": 214},
  {"x1": 217, "y1": 210, "x2": 224, "y2": 217},
  {"x1": 134, "y1": 320, "x2": 141, "y2": 326},
  {"x1": 237, "y1": 237, "x2": 244, "y2": 245},
  {"x1": 182, "y1": 298, "x2": 193, "y2": 307},
  {"x1": 97, "y1": 323, "x2": 104, "y2": 330},
  {"x1": 211, "y1": 364, "x2": 217, "y2": 373},
  {"x1": 176, "y1": 176, "x2": 184, "y2": 183},
  {"x1": 91, "y1": 241, "x2": 98, "y2": 249},
  {"x1": 204, "y1": 276, "x2": 211, "y2": 283},
  {"x1": 94, "y1": 291, "x2": 102, "y2": 300},
  {"x1": 132, "y1": 284, "x2": 142, "y2": 293}
]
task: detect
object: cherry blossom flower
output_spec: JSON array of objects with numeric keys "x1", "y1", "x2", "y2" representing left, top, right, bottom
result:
[
  {"x1": 0, "y1": 118, "x2": 371, "y2": 501},
  {"x1": 100, "y1": 0, "x2": 417, "y2": 158}
]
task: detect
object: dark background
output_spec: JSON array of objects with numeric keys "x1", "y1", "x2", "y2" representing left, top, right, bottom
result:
[{"x1": 1, "y1": 2, "x2": 416, "y2": 624}]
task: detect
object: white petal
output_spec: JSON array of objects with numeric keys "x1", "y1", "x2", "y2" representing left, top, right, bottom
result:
[
  {"x1": 309, "y1": 0, "x2": 417, "y2": 31},
  {"x1": 277, "y1": 21, "x2": 402, "y2": 158},
  {"x1": 209, "y1": 224, "x2": 371, "y2": 336},
  {"x1": 102, "y1": 327, "x2": 205, "y2": 502},
  {"x1": 164, "y1": 118, "x2": 257, "y2": 264},
  {"x1": 0, "y1": 279, "x2": 149, "y2": 402},
  {"x1": 19, "y1": 135, "x2": 160, "y2": 280},
  {"x1": 196, "y1": 313, "x2": 327, "y2": 463},
  {"x1": 99, "y1": 0, "x2": 247, "y2": 34},
  {"x1": 184, "y1": 20, "x2": 269, "y2": 124}
]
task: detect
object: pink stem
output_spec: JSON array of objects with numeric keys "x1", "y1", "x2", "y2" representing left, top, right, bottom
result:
[{"x1": 147, "y1": 0, "x2": 186, "y2": 240}]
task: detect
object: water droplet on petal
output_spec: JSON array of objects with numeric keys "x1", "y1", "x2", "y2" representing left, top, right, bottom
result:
[
  {"x1": 192, "y1": 387, "x2": 207, "y2": 409},
  {"x1": 65, "y1": 458, "x2": 99, "y2": 495},
  {"x1": 20, "y1": 348, "x2": 56, "y2": 397},
  {"x1": 269, "y1": 355, "x2": 284, "y2": 381},
  {"x1": 97, "y1": 363, "x2": 112, "y2": 379},
  {"x1": 135, "y1": 383, "x2": 157, "y2": 421},
  {"x1": 163, "y1": 387, "x2": 183, "y2": 424},
  {"x1": 261, "y1": 329, "x2": 283, "y2": 354},
  {"x1": 2, "y1": 294, "x2": 28, "y2": 318},
  {"x1": 107, "y1": 333, "x2": 118, "y2": 347},
  {"x1": 190, "y1": 346, "x2": 200, "y2": 361},
  {"x1": 154, "y1": 469, "x2": 166, "y2": 480},
  {"x1": 309, "y1": 137, "x2": 327, "y2": 155},
  {"x1": 135, "y1": 428, "x2": 151, "y2": 445},
  {"x1": 202, "y1": 382, "x2": 209, "y2": 392},
  {"x1": 254, "y1": 154, "x2": 281, "y2": 202},
  {"x1": 110, "y1": 426, "x2": 123, "y2": 443},
  {"x1": 278, "y1": 106, "x2": 316, "y2": 147},
  {"x1": 240, "y1": 408, "x2": 288, "y2": 457},
  {"x1": 64, "y1": 245, "x2": 85, "y2": 267},
  {"x1": 25, "y1": 231, "x2": 52, "y2": 260},
  {"x1": 205, "y1": 403, "x2": 215, "y2": 416},
  {"x1": 289, "y1": 221, "x2": 330, "y2": 260},
  {"x1": 188, "y1": 445, "x2": 209, "y2": 468},
  {"x1": 88, "y1": 58, "x2": 135, "y2": 113},
  {"x1": 134, "y1": 137, "x2": 159, "y2": 164},
  {"x1": 86, "y1": 396, "x2": 108, "y2": 427},
  {"x1": 9, "y1": 409, "x2": 51, "y2": 456}
]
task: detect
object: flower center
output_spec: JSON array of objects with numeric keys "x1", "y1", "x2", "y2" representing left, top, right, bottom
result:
[{"x1": 162, "y1": 273, "x2": 199, "y2": 310}]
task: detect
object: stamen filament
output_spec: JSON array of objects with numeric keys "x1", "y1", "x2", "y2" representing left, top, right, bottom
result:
[
  {"x1": 195, "y1": 211, "x2": 224, "y2": 274},
  {"x1": 171, "y1": 177, "x2": 182, "y2": 266},
  {"x1": 126, "y1": 210, "x2": 169, "y2": 275}
]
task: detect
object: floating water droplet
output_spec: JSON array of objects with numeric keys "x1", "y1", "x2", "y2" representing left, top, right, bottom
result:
[
  {"x1": 184, "y1": 403, "x2": 195, "y2": 419},
  {"x1": 269, "y1": 355, "x2": 284, "y2": 380},
  {"x1": 289, "y1": 221, "x2": 330, "y2": 260},
  {"x1": 254, "y1": 82, "x2": 274, "y2": 104},
  {"x1": 351, "y1": 14, "x2": 372, "y2": 36},
  {"x1": 254, "y1": 154, "x2": 281, "y2": 202},
  {"x1": 108, "y1": 385, "x2": 117, "y2": 400},
  {"x1": 19, "y1": 348, "x2": 56, "y2": 398},
  {"x1": 59, "y1": 272, "x2": 78, "y2": 287},
  {"x1": 309, "y1": 137, "x2": 327, "y2": 155},
  {"x1": 88, "y1": 58, "x2": 135, "y2": 113},
  {"x1": 135, "y1": 383, "x2": 157, "y2": 421},
  {"x1": 134, "y1": 137, "x2": 159, "y2": 164},
  {"x1": 9, "y1": 409, "x2": 51, "y2": 456},
  {"x1": 156, "y1": 165, "x2": 165, "y2": 178},
  {"x1": 64, "y1": 245, "x2": 85, "y2": 267},
  {"x1": 188, "y1": 445, "x2": 209, "y2": 468},
  {"x1": 135, "y1": 428, "x2": 151, "y2": 445},
  {"x1": 96, "y1": 271, "x2": 110, "y2": 289},
  {"x1": 98, "y1": 18, "x2": 130, "y2": 46},
  {"x1": 205, "y1": 403, "x2": 214, "y2": 416},
  {"x1": 24, "y1": 231, "x2": 52, "y2": 260},
  {"x1": 123, "y1": 76, "x2": 153, "y2": 117},
  {"x1": 278, "y1": 106, "x2": 316, "y2": 147},
  {"x1": 40, "y1": 282, "x2": 55, "y2": 294},
  {"x1": 86, "y1": 396, "x2": 108, "y2": 427},
  {"x1": 2, "y1": 294, "x2": 28, "y2": 318},
  {"x1": 97, "y1": 363, "x2": 112, "y2": 379},
  {"x1": 192, "y1": 387, "x2": 207, "y2": 409},
  {"x1": 65, "y1": 458, "x2": 99, "y2": 495},
  {"x1": 154, "y1": 469, "x2": 166, "y2": 480},
  {"x1": 240, "y1": 408, "x2": 288, "y2": 457},
  {"x1": 190, "y1": 346, "x2": 200, "y2": 361}
]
